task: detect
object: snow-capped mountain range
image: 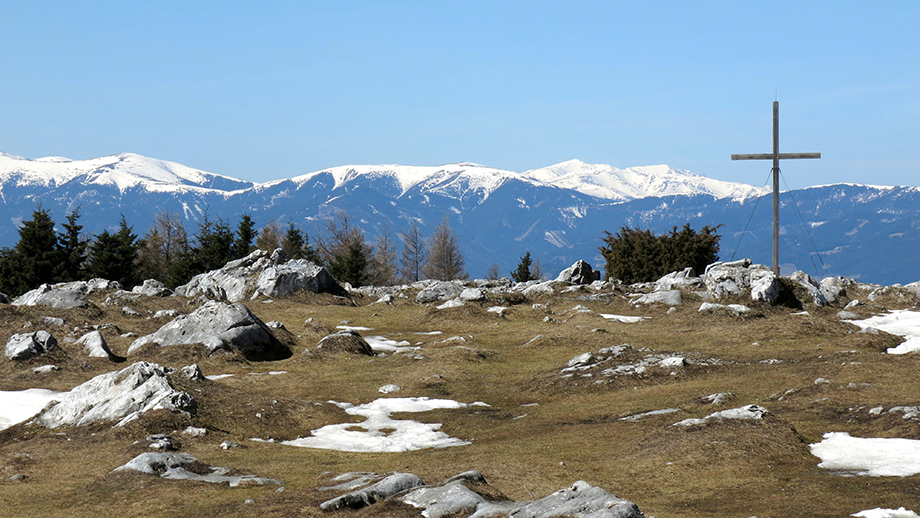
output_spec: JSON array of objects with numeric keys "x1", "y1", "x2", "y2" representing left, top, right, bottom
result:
[{"x1": 1, "y1": 151, "x2": 917, "y2": 285}]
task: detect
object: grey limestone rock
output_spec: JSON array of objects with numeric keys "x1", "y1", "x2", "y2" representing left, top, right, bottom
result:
[
  {"x1": 12, "y1": 279, "x2": 122, "y2": 309},
  {"x1": 555, "y1": 260, "x2": 602, "y2": 285},
  {"x1": 5, "y1": 330, "x2": 58, "y2": 361},
  {"x1": 632, "y1": 290, "x2": 683, "y2": 306},
  {"x1": 175, "y1": 249, "x2": 341, "y2": 302},
  {"x1": 789, "y1": 271, "x2": 829, "y2": 307},
  {"x1": 654, "y1": 267, "x2": 703, "y2": 291},
  {"x1": 36, "y1": 361, "x2": 197, "y2": 428},
  {"x1": 114, "y1": 452, "x2": 281, "y2": 487},
  {"x1": 508, "y1": 480, "x2": 644, "y2": 518},
  {"x1": 76, "y1": 330, "x2": 114, "y2": 359},
  {"x1": 320, "y1": 472, "x2": 425, "y2": 511},
  {"x1": 127, "y1": 300, "x2": 290, "y2": 360},
  {"x1": 416, "y1": 280, "x2": 464, "y2": 304},
  {"x1": 131, "y1": 279, "x2": 172, "y2": 297}
]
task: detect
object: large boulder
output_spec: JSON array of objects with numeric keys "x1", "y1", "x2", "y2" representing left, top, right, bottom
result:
[
  {"x1": 5, "y1": 330, "x2": 58, "y2": 361},
  {"x1": 704, "y1": 260, "x2": 780, "y2": 303},
  {"x1": 127, "y1": 300, "x2": 290, "y2": 360},
  {"x1": 35, "y1": 362, "x2": 197, "y2": 428},
  {"x1": 12, "y1": 279, "x2": 122, "y2": 309},
  {"x1": 555, "y1": 260, "x2": 602, "y2": 285},
  {"x1": 253, "y1": 258, "x2": 340, "y2": 298},
  {"x1": 175, "y1": 249, "x2": 341, "y2": 302}
]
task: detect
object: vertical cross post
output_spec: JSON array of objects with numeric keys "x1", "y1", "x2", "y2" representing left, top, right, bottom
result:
[{"x1": 732, "y1": 101, "x2": 820, "y2": 275}]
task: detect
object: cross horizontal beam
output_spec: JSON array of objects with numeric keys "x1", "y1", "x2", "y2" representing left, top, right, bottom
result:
[{"x1": 731, "y1": 153, "x2": 821, "y2": 161}]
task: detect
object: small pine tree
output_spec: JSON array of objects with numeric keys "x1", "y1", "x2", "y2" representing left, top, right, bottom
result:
[
  {"x1": 511, "y1": 251, "x2": 535, "y2": 283},
  {"x1": 233, "y1": 214, "x2": 258, "y2": 258},
  {"x1": 56, "y1": 209, "x2": 88, "y2": 282},
  {"x1": 328, "y1": 241, "x2": 370, "y2": 287}
]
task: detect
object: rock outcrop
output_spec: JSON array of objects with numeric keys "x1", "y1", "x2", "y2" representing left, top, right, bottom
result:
[
  {"x1": 12, "y1": 279, "x2": 122, "y2": 309},
  {"x1": 319, "y1": 470, "x2": 645, "y2": 518},
  {"x1": 36, "y1": 362, "x2": 197, "y2": 428},
  {"x1": 175, "y1": 249, "x2": 341, "y2": 302},
  {"x1": 416, "y1": 280, "x2": 464, "y2": 304},
  {"x1": 127, "y1": 300, "x2": 290, "y2": 360}
]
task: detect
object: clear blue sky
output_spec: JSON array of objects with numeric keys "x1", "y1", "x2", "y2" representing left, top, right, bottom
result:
[{"x1": 1, "y1": 1, "x2": 917, "y2": 190}]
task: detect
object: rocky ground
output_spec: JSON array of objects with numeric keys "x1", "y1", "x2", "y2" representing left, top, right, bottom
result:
[{"x1": 2, "y1": 254, "x2": 920, "y2": 517}]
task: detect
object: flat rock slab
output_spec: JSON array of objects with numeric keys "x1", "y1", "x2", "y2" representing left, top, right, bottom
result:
[{"x1": 115, "y1": 452, "x2": 282, "y2": 487}]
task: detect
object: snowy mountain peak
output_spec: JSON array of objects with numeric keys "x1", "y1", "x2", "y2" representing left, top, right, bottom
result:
[
  {"x1": 523, "y1": 160, "x2": 761, "y2": 201},
  {"x1": 0, "y1": 151, "x2": 254, "y2": 194}
]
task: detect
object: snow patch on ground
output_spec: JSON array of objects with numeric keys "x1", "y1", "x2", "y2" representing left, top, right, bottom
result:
[
  {"x1": 811, "y1": 432, "x2": 920, "y2": 476},
  {"x1": 364, "y1": 336, "x2": 420, "y2": 354},
  {"x1": 844, "y1": 310, "x2": 920, "y2": 354},
  {"x1": 599, "y1": 314, "x2": 649, "y2": 323},
  {"x1": 852, "y1": 508, "x2": 920, "y2": 518},
  {"x1": 281, "y1": 397, "x2": 487, "y2": 452},
  {"x1": 0, "y1": 388, "x2": 65, "y2": 430}
]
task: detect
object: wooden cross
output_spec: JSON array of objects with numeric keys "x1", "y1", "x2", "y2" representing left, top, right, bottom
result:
[{"x1": 731, "y1": 101, "x2": 820, "y2": 275}]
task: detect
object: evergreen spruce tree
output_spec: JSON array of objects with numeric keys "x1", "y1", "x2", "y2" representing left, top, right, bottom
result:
[
  {"x1": 0, "y1": 207, "x2": 62, "y2": 295},
  {"x1": 318, "y1": 211, "x2": 372, "y2": 284},
  {"x1": 328, "y1": 241, "x2": 370, "y2": 287},
  {"x1": 233, "y1": 214, "x2": 258, "y2": 258},
  {"x1": 511, "y1": 251, "x2": 535, "y2": 283},
  {"x1": 56, "y1": 209, "x2": 88, "y2": 282},
  {"x1": 87, "y1": 216, "x2": 140, "y2": 288},
  {"x1": 281, "y1": 222, "x2": 320, "y2": 263}
]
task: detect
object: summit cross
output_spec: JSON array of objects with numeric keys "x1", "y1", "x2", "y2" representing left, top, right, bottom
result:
[{"x1": 732, "y1": 101, "x2": 820, "y2": 275}]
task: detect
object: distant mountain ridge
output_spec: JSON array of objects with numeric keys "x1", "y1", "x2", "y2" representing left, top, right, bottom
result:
[{"x1": 0, "y1": 151, "x2": 917, "y2": 286}]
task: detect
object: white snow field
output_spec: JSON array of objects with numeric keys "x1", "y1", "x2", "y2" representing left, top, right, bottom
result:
[
  {"x1": 282, "y1": 397, "x2": 488, "y2": 452},
  {"x1": 811, "y1": 432, "x2": 920, "y2": 476},
  {"x1": 844, "y1": 310, "x2": 920, "y2": 354},
  {"x1": 0, "y1": 388, "x2": 65, "y2": 430}
]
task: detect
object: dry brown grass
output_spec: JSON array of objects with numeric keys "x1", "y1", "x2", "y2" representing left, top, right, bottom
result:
[{"x1": 2, "y1": 287, "x2": 920, "y2": 517}]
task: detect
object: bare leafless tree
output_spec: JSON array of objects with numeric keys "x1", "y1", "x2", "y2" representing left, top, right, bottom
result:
[
  {"x1": 422, "y1": 215, "x2": 467, "y2": 281},
  {"x1": 399, "y1": 223, "x2": 427, "y2": 283}
]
